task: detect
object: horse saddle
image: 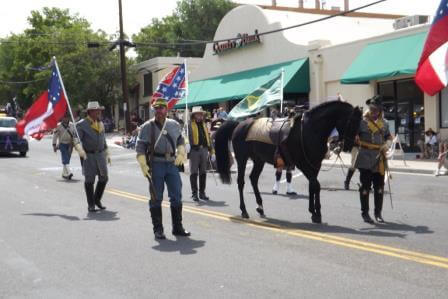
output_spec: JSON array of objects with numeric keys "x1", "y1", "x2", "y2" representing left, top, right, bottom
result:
[
  {"x1": 269, "y1": 117, "x2": 291, "y2": 146},
  {"x1": 246, "y1": 117, "x2": 292, "y2": 146}
]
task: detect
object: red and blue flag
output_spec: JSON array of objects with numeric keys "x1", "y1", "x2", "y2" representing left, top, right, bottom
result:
[
  {"x1": 16, "y1": 64, "x2": 67, "y2": 140},
  {"x1": 151, "y1": 63, "x2": 186, "y2": 109},
  {"x1": 415, "y1": 0, "x2": 448, "y2": 95}
]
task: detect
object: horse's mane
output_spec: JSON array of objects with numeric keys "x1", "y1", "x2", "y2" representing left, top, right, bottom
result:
[{"x1": 306, "y1": 100, "x2": 353, "y2": 116}]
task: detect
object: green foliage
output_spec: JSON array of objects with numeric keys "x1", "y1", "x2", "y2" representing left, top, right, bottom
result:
[
  {"x1": 133, "y1": 0, "x2": 236, "y2": 62},
  {"x1": 0, "y1": 7, "x2": 123, "y2": 111}
]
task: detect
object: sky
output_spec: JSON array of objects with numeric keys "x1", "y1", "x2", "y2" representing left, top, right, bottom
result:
[{"x1": 0, "y1": 0, "x2": 442, "y2": 38}]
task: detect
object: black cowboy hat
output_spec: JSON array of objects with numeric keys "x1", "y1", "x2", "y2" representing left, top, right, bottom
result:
[{"x1": 366, "y1": 95, "x2": 383, "y2": 108}]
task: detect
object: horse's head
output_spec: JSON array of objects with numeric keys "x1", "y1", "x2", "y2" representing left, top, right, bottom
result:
[{"x1": 336, "y1": 106, "x2": 362, "y2": 152}]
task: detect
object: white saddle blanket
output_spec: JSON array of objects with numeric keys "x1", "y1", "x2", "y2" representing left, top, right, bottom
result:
[{"x1": 246, "y1": 118, "x2": 274, "y2": 145}]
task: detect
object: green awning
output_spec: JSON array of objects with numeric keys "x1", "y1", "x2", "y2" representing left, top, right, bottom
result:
[
  {"x1": 341, "y1": 31, "x2": 428, "y2": 84},
  {"x1": 175, "y1": 58, "x2": 309, "y2": 108}
]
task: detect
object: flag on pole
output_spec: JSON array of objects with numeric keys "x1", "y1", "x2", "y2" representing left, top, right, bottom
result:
[
  {"x1": 151, "y1": 63, "x2": 186, "y2": 110},
  {"x1": 16, "y1": 63, "x2": 67, "y2": 140},
  {"x1": 228, "y1": 73, "x2": 282, "y2": 120},
  {"x1": 415, "y1": 0, "x2": 448, "y2": 96}
]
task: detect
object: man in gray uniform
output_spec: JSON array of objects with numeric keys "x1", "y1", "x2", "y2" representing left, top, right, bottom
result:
[
  {"x1": 136, "y1": 98, "x2": 190, "y2": 240},
  {"x1": 355, "y1": 95, "x2": 392, "y2": 223},
  {"x1": 186, "y1": 106, "x2": 215, "y2": 201},
  {"x1": 75, "y1": 101, "x2": 110, "y2": 212}
]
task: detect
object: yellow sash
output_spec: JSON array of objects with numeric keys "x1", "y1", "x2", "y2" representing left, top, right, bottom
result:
[
  {"x1": 87, "y1": 116, "x2": 103, "y2": 133},
  {"x1": 191, "y1": 121, "x2": 212, "y2": 151}
]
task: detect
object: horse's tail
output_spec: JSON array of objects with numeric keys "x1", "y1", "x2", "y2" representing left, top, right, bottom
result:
[{"x1": 215, "y1": 120, "x2": 239, "y2": 184}]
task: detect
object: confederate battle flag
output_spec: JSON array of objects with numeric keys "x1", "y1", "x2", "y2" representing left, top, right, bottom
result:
[
  {"x1": 415, "y1": 0, "x2": 448, "y2": 95},
  {"x1": 151, "y1": 63, "x2": 186, "y2": 109},
  {"x1": 16, "y1": 63, "x2": 67, "y2": 140}
]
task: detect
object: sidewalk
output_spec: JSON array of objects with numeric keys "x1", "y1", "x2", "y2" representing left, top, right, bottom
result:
[{"x1": 323, "y1": 151, "x2": 440, "y2": 175}]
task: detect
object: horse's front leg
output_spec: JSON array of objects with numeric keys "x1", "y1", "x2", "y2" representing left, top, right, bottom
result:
[
  {"x1": 309, "y1": 178, "x2": 322, "y2": 223},
  {"x1": 237, "y1": 162, "x2": 249, "y2": 219}
]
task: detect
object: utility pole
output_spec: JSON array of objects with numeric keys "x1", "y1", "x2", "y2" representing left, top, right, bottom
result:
[{"x1": 118, "y1": 0, "x2": 130, "y2": 134}]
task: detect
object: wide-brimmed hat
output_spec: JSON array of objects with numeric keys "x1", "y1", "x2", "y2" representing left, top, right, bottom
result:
[
  {"x1": 425, "y1": 128, "x2": 436, "y2": 134},
  {"x1": 366, "y1": 95, "x2": 383, "y2": 109},
  {"x1": 86, "y1": 101, "x2": 105, "y2": 111},
  {"x1": 152, "y1": 98, "x2": 168, "y2": 108},
  {"x1": 191, "y1": 106, "x2": 205, "y2": 115}
]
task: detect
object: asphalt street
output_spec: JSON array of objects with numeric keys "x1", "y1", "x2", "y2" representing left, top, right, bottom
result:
[{"x1": 1, "y1": 136, "x2": 447, "y2": 298}]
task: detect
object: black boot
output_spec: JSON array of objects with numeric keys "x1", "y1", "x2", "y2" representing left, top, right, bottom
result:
[
  {"x1": 374, "y1": 188, "x2": 384, "y2": 223},
  {"x1": 190, "y1": 174, "x2": 199, "y2": 202},
  {"x1": 84, "y1": 182, "x2": 96, "y2": 212},
  {"x1": 360, "y1": 190, "x2": 374, "y2": 224},
  {"x1": 94, "y1": 181, "x2": 107, "y2": 210},
  {"x1": 344, "y1": 169, "x2": 355, "y2": 190},
  {"x1": 199, "y1": 173, "x2": 209, "y2": 200},
  {"x1": 149, "y1": 207, "x2": 166, "y2": 239},
  {"x1": 171, "y1": 205, "x2": 191, "y2": 236}
]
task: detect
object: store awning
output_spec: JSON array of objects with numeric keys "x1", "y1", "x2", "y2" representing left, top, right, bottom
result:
[
  {"x1": 175, "y1": 58, "x2": 309, "y2": 108},
  {"x1": 340, "y1": 31, "x2": 427, "y2": 84}
]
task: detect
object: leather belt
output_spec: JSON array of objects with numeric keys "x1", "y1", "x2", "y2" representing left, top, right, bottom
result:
[
  {"x1": 85, "y1": 149, "x2": 104, "y2": 154},
  {"x1": 154, "y1": 152, "x2": 175, "y2": 159}
]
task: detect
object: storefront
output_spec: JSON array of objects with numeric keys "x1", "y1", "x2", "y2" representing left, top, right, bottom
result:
[
  {"x1": 174, "y1": 4, "x2": 398, "y2": 111},
  {"x1": 339, "y1": 31, "x2": 428, "y2": 151}
]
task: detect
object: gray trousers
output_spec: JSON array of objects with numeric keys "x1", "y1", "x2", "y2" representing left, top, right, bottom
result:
[{"x1": 189, "y1": 147, "x2": 209, "y2": 175}]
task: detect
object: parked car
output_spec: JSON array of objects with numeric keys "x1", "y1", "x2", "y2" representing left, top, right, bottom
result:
[{"x1": 0, "y1": 116, "x2": 28, "y2": 156}]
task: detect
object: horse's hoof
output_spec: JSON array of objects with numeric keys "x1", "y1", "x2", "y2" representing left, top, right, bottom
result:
[
  {"x1": 256, "y1": 207, "x2": 265, "y2": 217},
  {"x1": 241, "y1": 212, "x2": 250, "y2": 219},
  {"x1": 311, "y1": 215, "x2": 322, "y2": 223}
]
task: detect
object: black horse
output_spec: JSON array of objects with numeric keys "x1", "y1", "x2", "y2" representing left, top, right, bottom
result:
[{"x1": 215, "y1": 100, "x2": 362, "y2": 223}]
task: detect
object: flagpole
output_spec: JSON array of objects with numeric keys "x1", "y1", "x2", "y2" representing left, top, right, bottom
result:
[
  {"x1": 280, "y1": 68, "x2": 285, "y2": 114},
  {"x1": 53, "y1": 56, "x2": 81, "y2": 141},
  {"x1": 184, "y1": 58, "x2": 189, "y2": 141}
]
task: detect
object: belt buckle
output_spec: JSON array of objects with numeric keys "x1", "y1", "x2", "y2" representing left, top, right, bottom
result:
[{"x1": 165, "y1": 153, "x2": 171, "y2": 160}]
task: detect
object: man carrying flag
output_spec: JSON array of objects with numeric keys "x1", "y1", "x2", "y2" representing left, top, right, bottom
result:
[
  {"x1": 415, "y1": 0, "x2": 448, "y2": 95},
  {"x1": 136, "y1": 63, "x2": 190, "y2": 240}
]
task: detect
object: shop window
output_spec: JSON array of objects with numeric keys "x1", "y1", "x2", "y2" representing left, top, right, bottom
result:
[
  {"x1": 143, "y1": 73, "x2": 153, "y2": 97},
  {"x1": 440, "y1": 88, "x2": 448, "y2": 128}
]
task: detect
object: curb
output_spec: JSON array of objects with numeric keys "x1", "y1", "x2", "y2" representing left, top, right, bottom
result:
[{"x1": 321, "y1": 161, "x2": 436, "y2": 175}]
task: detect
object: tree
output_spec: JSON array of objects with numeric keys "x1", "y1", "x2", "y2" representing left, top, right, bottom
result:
[
  {"x1": 0, "y1": 7, "x2": 123, "y2": 111},
  {"x1": 133, "y1": 0, "x2": 236, "y2": 62}
]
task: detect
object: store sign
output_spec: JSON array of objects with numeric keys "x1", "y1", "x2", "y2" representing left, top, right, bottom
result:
[{"x1": 213, "y1": 30, "x2": 261, "y2": 55}]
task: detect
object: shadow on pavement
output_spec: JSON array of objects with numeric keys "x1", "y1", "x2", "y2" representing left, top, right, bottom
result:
[
  {"x1": 359, "y1": 221, "x2": 433, "y2": 234},
  {"x1": 258, "y1": 191, "x2": 308, "y2": 200},
  {"x1": 84, "y1": 210, "x2": 120, "y2": 221},
  {"x1": 195, "y1": 200, "x2": 228, "y2": 207},
  {"x1": 22, "y1": 213, "x2": 80, "y2": 221},
  {"x1": 56, "y1": 179, "x2": 81, "y2": 183},
  {"x1": 231, "y1": 216, "x2": 412, "y2": 239},
  {"x1": 152, "y1": 237, "x2": 206, "y2": 255}
]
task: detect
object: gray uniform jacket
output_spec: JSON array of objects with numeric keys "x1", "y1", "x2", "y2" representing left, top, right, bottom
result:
[
  {"x1": 76, "y1": 118, "x2": 108, "y2": 178},
  {"x1": 136, "y1": 118, "x2": 185, "y2": 162},
  {"x1": 355, "y1": 118, "x2": 390, "y2": 172}
]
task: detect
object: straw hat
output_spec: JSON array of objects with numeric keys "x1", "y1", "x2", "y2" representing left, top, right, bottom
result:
[
  {"x1": 191, "y1": 106, "x2": 205, "y2": 116},
  {"x1": 86, "y1": 101, "x2": 105, "y2": 111}
]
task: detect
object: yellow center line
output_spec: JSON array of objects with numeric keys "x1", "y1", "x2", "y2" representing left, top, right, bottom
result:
[{"x1": 106, "y1": 188, "x2": 448, "y2": 269}]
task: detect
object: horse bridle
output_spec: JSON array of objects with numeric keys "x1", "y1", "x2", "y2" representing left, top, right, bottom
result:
[{"x1": 299, "y1": 108, "x2": 357, "y2": 171}]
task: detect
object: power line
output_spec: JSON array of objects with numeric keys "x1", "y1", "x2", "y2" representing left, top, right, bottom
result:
[{"x1": 0, "y1": 0, "x2": 389, "y2": 49}]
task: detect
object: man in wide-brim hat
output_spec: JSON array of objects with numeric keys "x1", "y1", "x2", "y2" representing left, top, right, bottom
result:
[
  {"x1": 75, "y1": 100, "x2": 110, "y2": 212},
  {"x1": 354, "y1": 95, "x2": 393, "y2": 224},
  {"x1": 186, "y1": 106, "x2": 215, "y2": 202}
]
